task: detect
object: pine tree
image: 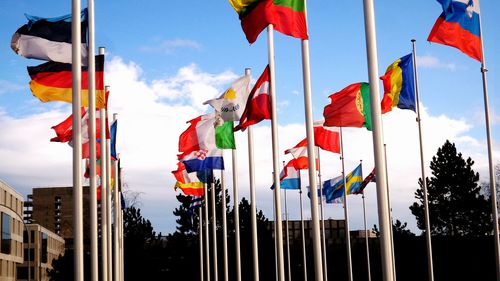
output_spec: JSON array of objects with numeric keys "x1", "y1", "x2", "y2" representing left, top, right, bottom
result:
[{"x1": 410, "y1": 140, "x2": 492, "y2": 236}]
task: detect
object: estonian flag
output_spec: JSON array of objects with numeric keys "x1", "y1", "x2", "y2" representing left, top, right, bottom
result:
[{"x1": 11, "y1": 8, "x2": 88, "y2": 64}]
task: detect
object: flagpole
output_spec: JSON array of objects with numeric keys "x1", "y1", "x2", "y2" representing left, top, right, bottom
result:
[
  {"x1": 211, "y1": 181, "x2": 219, "y2": 281},
  {"x1": 316, "y1": 147, "x2": 328, "y2": 281},
  {"x1": 299, "y1": 173, "x2": 308, "y2": 281},
  {"x1": 340, "y1": 128, "x2": 353, "y2": 281},
  {"x1": 233, "y1": 141, "x2": 241, "y2": 281},
  {"x1": 267, "y1": 24, "x2": 286, "y2": 281},
  {"x1": 300, "y1": 3, "x2": 323, "y2": 280},
  {"x1": 283, "y1": 166, "x2": 292, "y2": 281},
  {"x1": 247, "y1": 103, "x2": 260, "y2": 281},
  {"x1": 361, "y1": 160, "x2": 372, "y2": 281},
  {"x1": 200, "y1": 203, "x2": 205, "y2": 281},
  {"x1": 71, "y1": 1, "x2": 83, "y2": 279},
  {"x1": 86, "y1": 0, "x2": 98, "y2": 280},
  {"x1": 411, "y1": 39, "x2": 435, "y2": 281},
  {"x1": 113, "y1": 115, "x2": 120, "y2": 281},
  {"x1": 220, "y1": 167, "x2": 229, "y2": 281},
  {"x1": 362, "y1": 0, "x2": 394, "y2": 279},
  {"x1": 272, "y1": 180, "x2": 278, "y2": 281},
  {"x1": 118, "y1": 163, "x2": 124, "y2": 281},
  {"x1": 100, "y1": 83, "x2": 108, "y2": 281},
  {"x1": 106, "y1": 110, "x2": 113, "y2": 281},
  {"x1": 383, "y1": 144, "x2": 397, "y2": 281},
  {"x1": 204, "y1": 183, "x2": 211, "y2": 281},
  {"x1": 477, "y1": 14, "x2": 500, "y2": 281}
]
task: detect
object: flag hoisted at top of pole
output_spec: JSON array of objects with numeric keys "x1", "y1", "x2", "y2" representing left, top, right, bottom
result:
[
  {"x1": 11, "y1": 8, "x2": 89, "y2": 64},
  {"x1": 428, "y1": 0, "x2": 482, "y2": 62},
  {"x1": 380, "y1": 54, "x2": 416, "y2": 114},
  {"x1": 204, "y1": 75, "x2": 250, "y2": 122}
]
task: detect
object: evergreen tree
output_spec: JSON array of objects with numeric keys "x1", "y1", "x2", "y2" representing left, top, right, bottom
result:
[{"x1": 410, "y1": 140, "x2": 492, "y2": 236}]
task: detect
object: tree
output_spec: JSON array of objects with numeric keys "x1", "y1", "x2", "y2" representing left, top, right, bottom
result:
[
  {"x1": 372, "y1": 219, "x2": 415, "y2": 238},
  {"x1": 409, "y1": 140, "x2": 492, "y2": 236}
]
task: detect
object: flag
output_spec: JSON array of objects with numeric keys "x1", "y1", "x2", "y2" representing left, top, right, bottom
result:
[
  {"x1": 50, "y1": 107, "x2": 85, "y2": 142},
  {"x1": 234, "y1": 65, "x2": 271, "y2": 132},
  {"x1": 323, "y1": 82, "x2": 372, "y2": 131},
  {"x1": 84, "y1": 159, "x2": 103, "y2": 178},
  {"x1": 313, "y1": 120, "x2": 340, "y2": 153},
  {"x1": 187, "y1": 196, "x2": 204, "y2": 216},
  {"x1": 216, "y1": 121, "x2": 236, "y2": 149},
  {"x1": 10, "y1": 9, "x2": 88, "y2": 64},
  {"x1": 196, "y1": 169, "x2": 215, "y2": 184},
  {"x1": 380, "y1": 54, "x2": 416, "y2": 114},
  {"x1": 179, "y1": 150, "x2": 224, "y2": 173},
  {"x1": 353, "y1": 167, "x2": 376, "y2": 195},
  {"x1": 428, "y1": 0, "x2": 482, "y2": 62},
  {"x1": 110, "y1": 120, "x2": 117, "y2": 159},
  {"x1": 285, "y1": 139, "x2": 310, "y2": 170},
  {"x1": 323, "y1": 164, "x2": 363, "y2": 203},
  {"x1": 27, "y1": 55, "x2": 106, "y2": 108},
  {"x1": 229, "y1": 0, "x2": 308, "y2": 44},
  {"x1": 204, "y1": 75, "x2": 251, "y2": 121},
  {"x1": 271, "y1": 158, "x2": 300, "y2": 190},
  {"x1": 172, "y1": 162, "x2": 205, "y2": 196}
]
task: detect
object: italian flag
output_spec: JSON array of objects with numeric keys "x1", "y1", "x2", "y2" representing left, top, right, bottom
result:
[
  {"x1": 229, "y1": 0, "x2": 308, "y2": 44},
  {"x1": 323, "y1": 82, "x2": 372, "y2": 131}
]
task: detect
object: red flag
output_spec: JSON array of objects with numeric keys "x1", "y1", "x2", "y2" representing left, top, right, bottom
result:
[
  {"x1": 314, "y1": 121, "x2": 340, "y2": 153},
  {"x1": 234, "y1": 65, "x2": 271, "y2": 132}
]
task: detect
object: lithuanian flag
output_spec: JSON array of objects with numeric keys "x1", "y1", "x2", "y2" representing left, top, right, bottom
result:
[
  {"x1": 27, "y1": 54, "x2": 105, "y2": 108},
  {"x1": 229, "y1": 0, "x2": 308, "y2": 44}
]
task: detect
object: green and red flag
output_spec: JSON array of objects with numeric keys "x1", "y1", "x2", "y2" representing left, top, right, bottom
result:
[
  {"x1": 323, "y1": 82, "x2": 372, "y2": 131},
  {"x1": 229, "y1": 0, "x2": 308, "y2": 44}
]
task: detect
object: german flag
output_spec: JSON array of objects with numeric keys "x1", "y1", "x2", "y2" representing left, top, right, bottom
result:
[{"x1": 27, "y1": 54, "x2": 105, "y2": 108}]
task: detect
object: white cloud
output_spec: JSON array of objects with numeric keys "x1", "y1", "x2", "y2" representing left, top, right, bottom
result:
[
  {"x1": 417, "y1": 55, "x2": 457, "y2": 70},
  {"x1": 140, "y1": 39, "x2": 202, "y2": 54},
  {"x1": 0, "y1": 57, "x2": 496, "y2": 236},
  {"x1": 0, "y1": 80, "x2": 24, "y2": 94}
]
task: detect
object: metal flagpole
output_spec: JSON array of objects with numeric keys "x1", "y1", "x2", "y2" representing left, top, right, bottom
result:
[
  {"x1": 113, "y1": 129, "x2": 120, "y2": 281},
  {"x1": 361, "y1": 160, "x2": 372, "y2": 281},
  {"x1": 86, "y1": 0, "x2": 98, "y2": 280},
  {"x1": 477, "y1": 14, "x2": 500, "y2": 281},
  {"x1": 221, "y1": 167, "x2": 229, "y2": 281},
  {"x1": 299, "y1": 172, "x2": 308, "y2": 281},
  {"x1": 200, "y1": 205, "x2": 205, "y2": 281},
  {"x1": 247, "y1": 106, "x2": 260, "y2": 280},
  {"x1": 100, "y1": 83, "x2": 108, "y2": 281},
  {"x1": 272, "y1": 181, "x2": 278, "y2": 281},
  {"x1": 204, "y1": 183, "x2": 211, "y2": 281},
  {"x1": 233, "y1": 143, "x2": 241, "y2": 281},
  {"x1": 118, "y1": 164, "x2": 124, "y2": 281},
  {"x1": 383, "y1": 144, "x2": 397, "y2": 281},
  {"x1": 106, "y1": 111, "x2": 113, "y2": 281},
  {"x1": 362, "y1": 192, "x2": 372, "y2": 281},
  {"x1": 340, "y1": 128, "x2": 353, "y2": 281},
  {"x1": 411, "y1": 39, "x2": 435, "y2": 281},
  {"x1": 211, "y1": 181, "x2": 219, "y2": 281},
  {"x1": 301, "y1": 3, "x2": 323, "y2": 280},
  {"x1": 267, "y1": 24, "x2": 285, "y2": 281},
  {"x1": 283, "y1": 174, "x2": 292, "y2": 281},
  {"x1": 316, "y1": 148, "x2": 328, "y2": 281},
  {"x1": 361, "y1": 0, "x2": 394, "y2": 280},
  {"x1": 71, "y1": 1, "x2": 83, "y2": 279}
]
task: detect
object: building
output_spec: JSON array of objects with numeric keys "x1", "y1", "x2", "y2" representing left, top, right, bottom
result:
[
  {"x1": 16, "y1": 224, "x2": 65, "y2": 281},
  {"x1": 24, "y1": 186, "x2": 101, "y2": 249},
  {"x1": 0, "y1": 180, "x2": 25, "y2": 281}
]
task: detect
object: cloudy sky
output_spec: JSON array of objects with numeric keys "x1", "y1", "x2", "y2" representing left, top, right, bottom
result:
[{"x1": 0, "y1": 1, "x2": 499, "y2": 235}]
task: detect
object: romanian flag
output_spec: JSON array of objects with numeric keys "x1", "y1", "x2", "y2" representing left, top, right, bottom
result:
[
  {"x1": 229, "y1": 0, "x2": 308, "y2": 44},
  {"x1": 323, "y1": 82, "x2": 372, "y2": 131},
  {"x1": 11, "y1": 9, "x2": 88, "y2": 64},
  {"x1": 27, "y1": 55, "x2": 105, "y2": 108},
  {"x1": 380, "y1": 54, "x2": 416, "y2": 114},
  {"x1": 428, "y1": 0, "x2": 482, "y2": 62},
  {"x1": 172, "y1": 162, "x2": 205, "y2": 196}
]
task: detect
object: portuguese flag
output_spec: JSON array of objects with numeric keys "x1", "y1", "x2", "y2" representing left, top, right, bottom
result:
[
  {"x1": 229, "y1": 0, "x2": 308, "y2": 44},
  {"x1": 323, "y1": 82, "x2": 372, "y2": 131},
  {"x1": 27, "y1": 54, "x2": 106, "y2": 108}
]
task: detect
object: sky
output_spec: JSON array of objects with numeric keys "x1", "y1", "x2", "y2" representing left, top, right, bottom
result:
[{"x1": 0, "y1": 0, "x2": 499, "y2": 235}]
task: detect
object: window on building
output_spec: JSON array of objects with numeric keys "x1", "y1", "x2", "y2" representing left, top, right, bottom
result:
[
  {"x1": 1, "y1": 213, "x2": 11, "y2": 254},
  {"x1": 24, "y1": 248, "x2": 34, "y2": 261},
  {"x1": 41, "y1": 232, "x2": 48, "y2": 263},
  {"x1": 23, "y1": 230, "x2": 28, "y2": 243},
  {"x1": 30, "y1": 230, "x2": 35, "y2": 243},
  {"x1": 17, "y1": 266, "x2": 28, "y2": 279}
]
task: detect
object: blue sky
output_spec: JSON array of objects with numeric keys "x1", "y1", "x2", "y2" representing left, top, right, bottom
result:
[{"x1": 0, "y1": 0, "x2": 499, "y2": 234}]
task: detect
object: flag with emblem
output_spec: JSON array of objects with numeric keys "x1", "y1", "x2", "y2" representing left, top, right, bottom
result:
[{"x1": 204, "y1": 75, "x2": 251, "y2": 122}]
